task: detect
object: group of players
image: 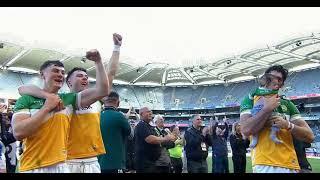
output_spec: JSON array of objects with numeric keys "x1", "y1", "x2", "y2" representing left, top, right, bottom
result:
[
  {"x1": 11, "y1": 33, "x2": 123, "y2": 173},
  {"x1": 1, "y1": 32, "x2": 316, "y2": 173}
]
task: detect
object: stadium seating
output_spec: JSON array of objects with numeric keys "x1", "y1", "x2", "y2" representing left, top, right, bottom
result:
[{"x1": 2, "y1": 68, "x2": 320, "y2": 147}]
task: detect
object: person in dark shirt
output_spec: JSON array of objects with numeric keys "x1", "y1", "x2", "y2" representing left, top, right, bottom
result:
[
  {"x1": 211, "y1": 116, "x2": 229, "y2": 173},
  {"x1": 294, "y1": 103, "x2": 312, "y2": 173},
  {"x1": 125, "y1": 120, "x2": 136, "y2": 173},
  {"x1": 134, "y1": 107, "x2": 176, "y2": 173},
  {"x1": 0, "y1": 109, "x2": 17, "y2": 173},
  {"x1": 184, "y1": 114, "x2": 212, "y2": 173},
  {"x1": 0, "y1": 111, "x2": 16, "y2": 147},
  {"x1": 230, "y1": 121, "x2": 250, "y2": 173},
  {"x1": 292, "y1": 137, "x2": 312, "y2": 173},
  {"x1": 98, "y1": 91, "x2": 132, "y2": 173}
]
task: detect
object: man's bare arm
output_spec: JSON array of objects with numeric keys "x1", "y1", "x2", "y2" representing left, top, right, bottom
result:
[
  {"x1": 145, "y1": 134, "x2": 176, "y2": 145},
  {"x1": 18, "y1": 86, "x2": 65, "y2": 111},
  {"x1": 240, "y1": 111, "x2": 271, "y2": 137},
  {"x1": 12, "y1": 94, "x2": 60, "y2": 140},
  {"x1": 289, "y1": 119, "x2": 314, "y2": 143},
  {"x1": 271, "y1": 116, "x2": 314, "y2": 143},
  {"x1": 106, "y1": 33, "x2": 122, "y2": 88},
  {"x1": 240, "y1": 95, "x2": 280, "y2": 136},
  {"x1": 80, "y1": 49, "x2": 109, "y2": 108},
  {"x1": 18, "y1": 85, "x2": 50, "y2": 99}
]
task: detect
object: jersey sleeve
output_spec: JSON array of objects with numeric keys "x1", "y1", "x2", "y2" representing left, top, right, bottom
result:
[
  {"x1": 59, "y1": 93, "x2": 78, "y2": 110},
  {"x1": 13, "y1": 95, "x2": 31, "y2": 116},
  {"x1": 286, "y1": 100, "x2": 302, "y2": 121},
  {"x1": 240, "y1": 93, "x2": 254, "y2": 116}
]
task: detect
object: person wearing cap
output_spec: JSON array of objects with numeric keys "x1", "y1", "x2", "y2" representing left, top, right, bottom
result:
[
  {"x1": 134, "y1": 107, "x2": 176, "y2": 173},
  {"x1": 211, "y1": 116, "x2": 229, "y2": 173},
  {"x1": 98, "y1": 91, "x2": 132, "y2": 173}
]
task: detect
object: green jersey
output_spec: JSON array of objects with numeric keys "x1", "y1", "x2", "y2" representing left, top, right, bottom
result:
[
  {"x1": 240, "y1": 88, "x2": 301, "y2": 122},
  {"x1": 13, "y1": 93, "x2": 78, "y2": 172}
]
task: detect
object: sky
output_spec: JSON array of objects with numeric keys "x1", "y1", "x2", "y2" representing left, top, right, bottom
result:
[{"x1": 1, "y1": 7, "x2": 320, "y2": 67}]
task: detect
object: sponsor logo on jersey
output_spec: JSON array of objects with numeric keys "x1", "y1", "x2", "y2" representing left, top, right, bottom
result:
[{"x1": 80, "y1": 105, "x2": 93, "y2": 111}]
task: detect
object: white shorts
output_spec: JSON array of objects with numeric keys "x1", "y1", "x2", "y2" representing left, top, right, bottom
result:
[
  {"x1": 67, "y1": 157, "x2": 101, "y2": 173},
  {"x1": 20, "y1": 162, "x2": 70, "y2": 173},
  {"x1": 253, "y1": 165, "x2": 298, "y2": 173}
]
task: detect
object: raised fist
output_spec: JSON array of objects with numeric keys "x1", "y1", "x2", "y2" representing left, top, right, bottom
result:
[
  {"x1": 86, "y1": 49, "x2": 101, "y2": 63},
  {"x1": 113, "y1": 33, "x2": 122, "y2": 46}
]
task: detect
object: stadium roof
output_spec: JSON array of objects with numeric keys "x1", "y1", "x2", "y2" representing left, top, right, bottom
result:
[
  {"x1": 1, "y1": 7, "x2": 320, "y2": 86},
  {"x1": 1, "y1": 33, "x2": 320, "y2": 86}
]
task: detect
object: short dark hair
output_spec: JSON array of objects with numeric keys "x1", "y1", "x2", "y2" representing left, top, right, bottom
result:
[
  {"x1": 66, "y1": 67, "x2": 87, "y2": 83},
  {"x1": 40, "y1": 60, "x2": 64, "y2": 72},
  {"x1": 264, "y1": 65, "x2": 289, "y2": 82},
  {"x1": 105, "y1": 91, "x2": 120, "y2": 103}
]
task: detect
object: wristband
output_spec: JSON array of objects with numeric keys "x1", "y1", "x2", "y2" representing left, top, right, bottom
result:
[{"x1": 113, "y1": 45, "x2": 121, "y2": 52}]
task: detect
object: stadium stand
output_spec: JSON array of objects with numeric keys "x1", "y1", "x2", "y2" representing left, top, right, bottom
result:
[{"x1": 1, "y1": 67, "x2": 320, "y2": 153}]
